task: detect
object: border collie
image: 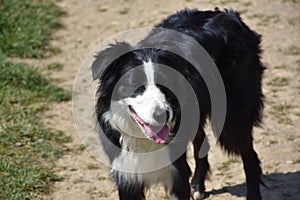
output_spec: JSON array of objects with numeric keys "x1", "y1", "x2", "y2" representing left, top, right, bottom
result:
[{"x1": 93, "y1": 8, "x2": 265, "y2": 200}]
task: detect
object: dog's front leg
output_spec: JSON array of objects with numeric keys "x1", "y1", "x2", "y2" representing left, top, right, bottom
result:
[
  {"x1": 169, "y1": 154, "x2": 191, "y2": 200},
  {"x1": 117, "y1": 182, "x2": 145, "y2": 200}
]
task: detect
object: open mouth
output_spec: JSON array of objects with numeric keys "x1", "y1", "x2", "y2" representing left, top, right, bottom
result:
[{"x1": 129, "y1": 106, "x2": 169, "y2": 144}]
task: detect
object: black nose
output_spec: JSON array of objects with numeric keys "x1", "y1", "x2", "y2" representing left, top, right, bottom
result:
[{"x1": 153, "y1": 107, "x2": 169, "y2": 124}]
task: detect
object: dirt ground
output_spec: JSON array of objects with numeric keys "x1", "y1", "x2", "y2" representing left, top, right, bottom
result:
[{"x1": 23, "y1": 0, "x2": 300, "y2": 199}]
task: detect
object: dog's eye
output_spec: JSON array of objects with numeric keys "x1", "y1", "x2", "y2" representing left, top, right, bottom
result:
[
  {"x1": 130, "y1": 85, "x2": 146, "y2": 98},
  {"x1": 134, "y1": 85, "x2": 146, "y2": 94},
  {"x1": 113, "y1": 85, "x2": 135, "y2": 99}
]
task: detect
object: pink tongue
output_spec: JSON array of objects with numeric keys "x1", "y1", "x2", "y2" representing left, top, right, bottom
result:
[
  {"x1": 143, "y1": 124, "x2": 169, "y2": 144},
  {"x1": 132, "y1": 110, "x2": 169, "y2": 144}
]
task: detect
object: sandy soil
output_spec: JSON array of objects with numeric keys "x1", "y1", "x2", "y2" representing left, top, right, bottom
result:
[{"x1": 23, "y1": 0, "x2": 300, "y2": 199}]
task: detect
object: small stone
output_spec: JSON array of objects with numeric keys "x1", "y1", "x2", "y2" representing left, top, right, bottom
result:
[
  {"x1": 286, "y1": 160, "x2": 293, "y2": 164},
  {"x1": 15, "y1": 142, "x2": 22, "y2": 147}
]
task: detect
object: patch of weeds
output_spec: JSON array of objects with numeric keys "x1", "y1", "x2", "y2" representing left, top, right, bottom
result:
[
  {"x1": 242, "y1": 1, "x2": 252, "y2": 6},
  {"x1": 295, "y1": 59, "x2": 300, "y2": 68},
  {"x1": 293, "y1": 158, "x2": 300, "y2": 164},
  {"x1": 47, "y1": 62, "x2": 63, "y2": 71},
  {"x1": 0, "y1": 60, "x2": 71, "y2": 102},
  {"x1": 0, "y1": 0, "x2": 63, "y2": 58},
  {"x1": 0, "y1": 58, "x2": 71, "y2": 199},
  {"x1": 238, "y1": 9, "x2": 248, "y2": 15},
  {"x1": 249, "y1": 13, "x2": 265, "y2": 19},
  {"x1": 267, "y1": 77, "x2": 289, "y2": 87},
  {"x1": 248, "y1": 13, "x2": 280, "y2": 26},
  {"x1": 46, "y1": 46, "x2": 62, "y2": 57},
  {"x1": 226, "y1": 174, "x2": 233, "y2": 179},
  {"x1": 287, "y1": 135, "x2": 295, "y2": 141},
  {"x1": 162, "y1": 194, "x2": 170, "y2": 199},
  {"x1": 87, "y1": 187, "x2": 109, "y2": 198},
  {"x1": 216, "y1": 172, "x2": 225, "y2": 176},
  {"x1": 98, "y1": 6, "x2": 108, "y2": 12},
  {"x1": 269, "y1": 104, "x2": 293, "y2": 124},
  {"x1": 139, "y1": 21, "x2": 145, "y2": 26},
  {"x1": 287, "y1": 18, "x2": 296, "y2": 26},
  {"x1": 261, "y1": 131, "x2": 269, "y2": 136},
  {"x1": 119, "y1": 8, "x2": 129, "y2": 15},
  {"x1": 273, "y1": 64, "x2": 287, "y2": 69},
  {"x1": 0, "y1": 158, "x2": 61, "y2": 199},
  {"x1": 76, "y1": 144, "x2": 86, "y2": 152},
  {"x1": 271, "y1": 88, "x2": 280, "y2": 93},
  {"x1": 271, "y1": 104, "x2": 293, "y2": 113},
  {"x1": 219, "y1": 0, "x2": 238, "y2": 5},
  {"x1": 225, "y1": 181, "x2": 233, "y2": 186},
  {"x1": 282, "y1": 0, "x2": 298, "y2": 3},
  {"x1": 97, "y1": 176, "x2": 107, "y2": 181},
  {"x1": 87, "y1": 163, "x2": 100, "y2": 170},
  {"x1": 283, "y1": 45, "x2": 300, "y2": 56},
  {"x1": 258, "y1": 15, "x2": 280, "y2": 26},
  {"x1": 73, "y1": 177, "x2": 84, "y2": 184},
  {"x1": 217, "y1": 159, "x2": 239, "y2": 171},
  {"x1": 269, "y1": 140, "x2": 278, "y2": 145}
]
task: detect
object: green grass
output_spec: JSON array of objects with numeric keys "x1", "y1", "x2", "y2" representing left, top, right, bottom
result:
[
  {"x1": 0, "y1": 58, "x2": 71, "y2": 199},
  {"x1": 0, "y1": 0, "x2": 71, "y2": 199},
  {"x1": 0, "y1": 0, "x2": 63, "y2": 58},
  {"x1": 282, "y1": 0, "x2": 298, "y2": 3},
  {"x1": 296, "y1": 59, "x2": 300, "y2": 68},
  {"x1": 87, "y1": 163, "x2": 100, "y2": 170},
  {"x1": 86, "y1": 186, "x2": 109, "y2": 199},
  {"x1": 273, "y1": 65, "x2": 287, "y2": 69},
  {"x1": 248, "y1": 13, "x2": 280, "y2": 26},
  {"x1": 242, "y1": 1, "x2": 252, "y2": 6},
  {"x1": 269, "y1": 140, "x2": 278, "y2": 145},
  {"x1": 219, "y1": 0, "x2": 238, "y2": 5},
  {"x1": 98, "y1": 6, "x2": 108, "y2": 12},
  {"x1": 269, "y1": 104, "x2": 293, "y2": 124},
  {"x1": 118, "y1": 8, "x2": 130, "y2": 15},
  {"x1": 267, "y1": 77, "x2": 289, "y2": 87},
  {"x1": 283, "y1": 45, "x2": 300, "y2": 56},
  {"x1": 47, "y1": 62, "x2": 64, "y2": 71},
  {"x1": 293, "y1": 158, "x2": 300, "y2": 164},
  {"x1": 217, "y1": 159, "x2": 239, "y2": 171}
]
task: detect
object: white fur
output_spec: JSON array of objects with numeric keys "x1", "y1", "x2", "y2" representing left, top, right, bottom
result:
[
  {"x1": 144, "y1": 61, "x2": 155, "y2": 84},
  {"x1": 105, "y1": 61, "x2": 177, "y2": 191},
  {"x1": 126, "y1": 85, "x2": 170, "y2": 126},
  {"x1": 111, "y1": 136, "x2": 176, "y2": 190}
]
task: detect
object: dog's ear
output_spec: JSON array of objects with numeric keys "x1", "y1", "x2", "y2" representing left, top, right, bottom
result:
[{"x1": 92, "y1": 42, "x2": 133, "y2": 80}]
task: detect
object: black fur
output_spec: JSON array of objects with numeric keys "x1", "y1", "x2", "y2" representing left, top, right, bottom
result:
[{"x1": 94, "y1": 8, "x2": 265, "y2": 200}]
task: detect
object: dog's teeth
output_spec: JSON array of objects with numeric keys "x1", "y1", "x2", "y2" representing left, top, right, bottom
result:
[{"x1": 193, "y1": 191, "x2": 204, "y2": 200}]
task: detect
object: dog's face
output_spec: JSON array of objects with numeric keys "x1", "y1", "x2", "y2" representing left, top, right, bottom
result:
[
  {"x1": 94, "y1": 43, "x2": 180, "y2": 144},
  {"x1": 107, "y1": 61, "x2": 174, "y2": 144}
]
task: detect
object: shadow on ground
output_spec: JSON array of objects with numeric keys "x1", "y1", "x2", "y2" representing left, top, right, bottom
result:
[{"x1": 204, "y1": 171, "x2": 300, "y2": 200}]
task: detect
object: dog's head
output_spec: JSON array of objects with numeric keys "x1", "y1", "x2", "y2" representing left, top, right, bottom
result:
[{"x1": 93, "y1": 42, "x2": 182, "y2": 144}]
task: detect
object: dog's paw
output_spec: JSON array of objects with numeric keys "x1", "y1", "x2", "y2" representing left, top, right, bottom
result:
[{"x1": 192, "y1": 191, "x2": 205, "y2": 200}]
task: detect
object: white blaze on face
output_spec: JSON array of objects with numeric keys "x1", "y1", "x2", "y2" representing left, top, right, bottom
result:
[
  {"x1": 125, "y1": 61, "x2": 170, "y2": 126},
  {"x1": 144, "y1": 61, "x2": 155, "y2": 84}
]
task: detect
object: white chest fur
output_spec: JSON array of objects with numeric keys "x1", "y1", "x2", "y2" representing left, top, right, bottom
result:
[{"x1": 111, "y1": 136, "x2": 176, "y2": 190}]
